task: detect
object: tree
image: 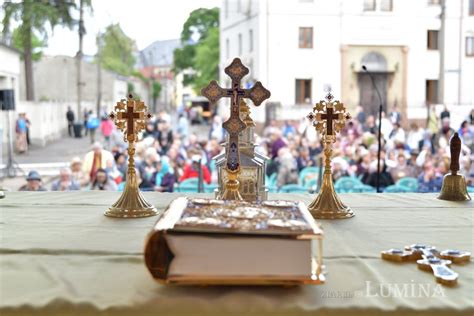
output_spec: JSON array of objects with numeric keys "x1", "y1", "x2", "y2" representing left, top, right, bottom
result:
[
  {"x1": 97, "y1": 23, "x2": 136, "y2": 77},
  {"x1": 2, "y1": 0, "x2": 76, "y2": 101},
  {"x1": 173, "y1": 7, "x2": 219, "y2": 91},
  {"x1": 152, "y1": 80, "x2": 162, "y2": 108},
  {"x1": 11, "y1": 26, "x2": 46, "y2": 61}
]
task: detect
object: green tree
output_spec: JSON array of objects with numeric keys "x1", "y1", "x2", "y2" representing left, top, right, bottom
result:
[
  {"x1": 152, "y1": 80, "x2": 162, "y2": 108},
  {"x1": 2, "y1": 0, "x2": 77, "y2": 101},
  {"x1": 173, "y1": 7, "x2": 219, "y2": 91},
  {"x1": 98, "y1": 23, "x2": 136, "y2": 77},
  {"x1": 11, "y1": 26, "x2": 46, "y2": 61}
]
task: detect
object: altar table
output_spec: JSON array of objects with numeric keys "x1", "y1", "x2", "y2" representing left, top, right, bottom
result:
[{"x1": 1, "y1": 192, "x2": 473, "y2": 315}]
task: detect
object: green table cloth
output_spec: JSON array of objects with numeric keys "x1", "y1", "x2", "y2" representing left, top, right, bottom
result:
[{"x1": 1, "y1": 192, "x2": 473, "y2": 315}]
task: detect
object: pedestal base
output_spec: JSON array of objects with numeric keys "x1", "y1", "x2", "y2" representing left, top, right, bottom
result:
[
  {"x1": 104, "y1": 173, "x2": 158, "y2": 218},
  {"x1": 308, "y1": 173, "x2": 354, "y2": 219}
]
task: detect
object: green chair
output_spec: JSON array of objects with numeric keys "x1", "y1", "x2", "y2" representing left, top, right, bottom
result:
[
  {"x1": 334, "y1": 176, "x2": 363, "y2": 193},
  {"x1": 204, "y1": 183, "x2": 217, "y2": 193},
  {"x1": 279, "y1": 184, "x2": 308, "y2": 193},
  {"x1": 396, "y1": 177, "x2": 418, "y2": 192},
  {"x1": 177, "y1": 178, "x2": 199, "y2": 193},
  {"x1": 384, "y1": 185, "x2": 411, "y2": 193},
  {"x1": 355, "y1": 184, "x2": 377, "y2": 193},
  {"x1": 299, "y1": 167, "x2": 320, "y2": 186},
  {"x1": 467, "y1": 186, "x2": 474, "y2": 193},
  {"x1": 267, "y1": 173, "x2": 278, "y2": 188}
]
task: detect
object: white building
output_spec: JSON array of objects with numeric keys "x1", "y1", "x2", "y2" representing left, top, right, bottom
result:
[{"x1": 220, "y1": 0, "x2": 474, "y2": 126}]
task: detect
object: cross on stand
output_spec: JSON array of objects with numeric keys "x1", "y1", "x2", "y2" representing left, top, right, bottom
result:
[
  {"x1": 105, "y1": 94, "x2": 157, "y2": 218},
  {"x1": 305, "y1": 92, "x2": 354, "y2": 219},
  {"x1": 307, "y1": 93, "x2": 350, "y2": 137},
  {"x1": 201, "y1": 58, "x2": 270, "y2": 200}
]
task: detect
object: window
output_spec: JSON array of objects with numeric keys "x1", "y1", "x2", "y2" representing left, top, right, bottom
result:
[
  {"x1": 380, "y1": 0, "x2": 393, "y2": 11},
  {"x1": 426, "y1": 80, "x2": 439, "y2": 104},
  {"x1": 298, "y1": 27, "x2": 313, "y2": 48},
  {"x1": 466, "y1": 37, "x2": 474, "y2": 57},
  {"x1": 295, "y1": 79, "x2": 312, "y2": 104},
  {"x1": 226, "y1": 38, "x2": 229, "y2": 59},
  {"x1": 363, "y1": 0, "x2": 376, "y2": 11},
  {"x1": 249, "y1": 29, "x2": 253, "y2": 52},
  {"x1": 238, "y1": 33, "x2": 242, "y2": 55},
  {"x1": 427, "y1": 30, "x2": 439, "y2": 50},
  {"x1": 470, "y1": 0, "x2": 474, "y2": 15}
]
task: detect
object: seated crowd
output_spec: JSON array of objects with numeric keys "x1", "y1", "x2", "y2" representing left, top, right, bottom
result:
[{"x1": 19, "y1": 107, "x2": 474, "y2": 193}]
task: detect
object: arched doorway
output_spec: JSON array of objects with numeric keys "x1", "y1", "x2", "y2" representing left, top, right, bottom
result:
[{"x1": 358, "y1": 52, "x2": 388, "y2": 116}]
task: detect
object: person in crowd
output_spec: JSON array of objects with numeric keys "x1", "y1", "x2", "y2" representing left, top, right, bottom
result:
[
  {"x1": 137, "y1": 148, "x2": 160, "y2": 191},
  {"x1": 83, "y1": 108, "x2": 90, "y2": 136},
  {"x1": 24, "y1": 113, "x2": 31, "y2": 146},
  {"x1": 66, "y1": 106, "x2": 75, "y2": 137},
  {"x1": 296, "y1": 147, "x2": 316, "y2": 172},
  {"x1": 15, "y1": 113, "x2": 28, "y2": 153},
  {"x1": 86, "y1": 110, "x2": 100, "y2": 144},
  {"x1": 90, "y1": 168, "x2": 118, "y2": 191},
  {"x1": 269, "y1": 129, "x2": 287, "y2": 160},
  {"x1": 154, "y1": 158, "x2": 175, "y2": 192},
  {"x1": 355, "y1": 105, "x2": 366, "y2": 126},
  {"x1": 19, "y1": 171, "x2": 47, "y2": 191},
  {"x1": 440, "y1": 105, "x2": 450, "y2": 121},
  {"x1": 83, "y1": 142, "x2": 114, "y2": 184},
  {"x1": 406, "y1": 123, "x2": 424, "y2": 152},
  {"x1": 180, "y1": 154, "x2": 211, "y2": 184},
  {"x1": 389, "y1": 103, "x2": 401, "y2": 125},
  {"x1": 361, "y1": 159, "x2": 394, "y2": 190},
  {"x1": 70, "y1": 157, "x2": 89, "y2": 187},
  {"x1": 209, "y1": 115, "x2": 225, "y2": 142},
  {"x1": 157, "y1": 121, "x2": 174, "y2": 155},
  {"x1": 418, "y1": 161, "x2": 443, "y2": 193},
  {"x1": 276, "y1": 148, "x2": 299, "y2": 188},
  {"x1": 100, "y1": 116, "x2": 114, "y2": 149},
  {"x1": 114, "y1": 152, "x2": 128, "y2": 179},
  {"x1": 177, "y1": 112, "x2": 190, "y2": 142},
  {"x1": 389, "y1": 154, "x2": 415, "y2": 182},
  {"x1": 282, "y1": 120, "x2": 296, "y2": 138},
  {"x1": 105, "y1": 158, "x2": 123, "y2": 184},
  {"x1": 51, "y1": 168, "x2": 80, "y2": 191}
]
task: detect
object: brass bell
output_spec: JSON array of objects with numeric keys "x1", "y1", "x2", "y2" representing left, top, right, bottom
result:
[{"x1": 438, "y1": 132, "x2": 471, "y2": 201}]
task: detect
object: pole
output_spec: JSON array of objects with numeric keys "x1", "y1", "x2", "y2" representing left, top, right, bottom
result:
[
  {"x1": 76, "y1": 0, "x2": 84, "y2": 124},
  {"x1": 362, "y1": 65, "x2": 384, "y2": 193},
  {"x1": 96, "y1": 33, "x2": 102, "y2": 117},
  {"x1": 439, "y1": 0, "x2": 445, "y2": 105}
]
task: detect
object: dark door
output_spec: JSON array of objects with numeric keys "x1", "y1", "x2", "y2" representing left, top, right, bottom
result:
[{"x1": 358, "y1": 73, "x2": 387, "y2": 116}]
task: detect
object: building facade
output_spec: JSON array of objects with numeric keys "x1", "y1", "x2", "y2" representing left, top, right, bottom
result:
[{"x1": 220, "y1": 0, "x2": 474, "y2": 125}]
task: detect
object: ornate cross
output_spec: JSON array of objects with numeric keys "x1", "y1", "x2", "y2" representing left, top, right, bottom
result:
[
  {"x1": 201, "y1": 58, "x2": 270, "y2": 172},
  {"x1": 109, "y1": 93, "x2": 152, "y2": 143},
  {"x1": 307, "y1": 92, "x2": 351, "y2": 137}
]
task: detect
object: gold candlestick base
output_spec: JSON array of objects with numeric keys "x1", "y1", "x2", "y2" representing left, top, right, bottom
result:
[
  {"x1": 438, "y1": 174, "x2": 471, "y2": 201},
  {"x1": 308, "y1": 172, "x2": 354, "y2": 219},
  {"x1": 105, "y1": 171, "x2": 158, "y2": 218},
  {"x1": 219, "y1": 168, "x2": 243, "y2": 201}
]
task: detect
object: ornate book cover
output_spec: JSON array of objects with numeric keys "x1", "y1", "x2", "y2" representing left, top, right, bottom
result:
[{"x1": 144, "y1": 197, "x2": 324, "y2": 285}]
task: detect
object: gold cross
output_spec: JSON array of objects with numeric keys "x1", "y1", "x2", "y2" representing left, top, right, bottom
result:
[
  {"x1": 307, "y1": 92, "x2": 351, "y2": 137},
  {"x1": 201, "y1": 58, "x2": 270, "y2": 171},
  {"x1": 109, "y1": 94, "x2": 152, "y2": 143}
]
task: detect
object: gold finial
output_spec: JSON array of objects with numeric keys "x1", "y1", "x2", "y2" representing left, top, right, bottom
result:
[
  {"x1": 105, "y1": 94, "x2": 158, "y2": 218},
  {"x1": 438, "y1": 132, "x2": 471, "y2": 201},
  {"x1": 306, "y1": 93, "x2": 354, "y2": 219}
]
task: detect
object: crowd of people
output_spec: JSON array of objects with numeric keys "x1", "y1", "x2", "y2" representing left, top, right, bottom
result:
[{"x1": 19, "y1": 105, "x2": 474, "y2": 194}]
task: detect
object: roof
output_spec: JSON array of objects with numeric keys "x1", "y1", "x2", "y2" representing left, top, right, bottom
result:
[{"x1": 136, "y1": 39, "x2": 181, "y2": 68}]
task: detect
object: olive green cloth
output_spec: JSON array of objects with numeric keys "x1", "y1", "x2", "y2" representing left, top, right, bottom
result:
[{"x1": 1, "y1": 192, "x2": 473, "y2": 316}]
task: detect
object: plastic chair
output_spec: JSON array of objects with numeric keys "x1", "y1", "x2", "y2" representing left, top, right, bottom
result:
[
  {"x1": 467, "y1": 186, "x2": 474, "y2": 193},
  {"x1": 278, "y1": 184, "x2": 308, "y2": 193},
  {"x1": 267, "y1": 173, "x2": 278, "y2": 188},
  {"x1": 384, "y1": 184, "x2": 412, "y2": 193},
  {"x1": 299, "y1": 167, "x2": 320, "y2": 186},
  {"x1": 177, "y1": 178, "x2": 199, "y2": 193},
  {"x1": 396, "y1": 177, "x2": 418, "y2": 192},
  {"x1": 355, "y1": 184, "x2": 377, "y2": 193},
  {"x1": 204, "y1": 183, "x2": 217, "y2": 193},
  {"x1": 334, "y1": 176, "x2": 363, "y2": 193}
]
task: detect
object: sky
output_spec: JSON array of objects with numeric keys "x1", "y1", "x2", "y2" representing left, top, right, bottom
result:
[{"x1": 2, "y1": 0, "x2": 220, "y2": 56}]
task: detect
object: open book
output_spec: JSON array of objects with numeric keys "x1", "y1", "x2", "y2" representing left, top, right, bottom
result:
[{"x1": 144, "y1": 197, "x2": 324, "y2": 285}]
